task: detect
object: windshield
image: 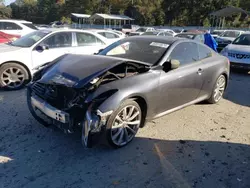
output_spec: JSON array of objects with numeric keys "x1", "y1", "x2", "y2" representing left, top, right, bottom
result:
[
  {"x1": 10, "y1": 30, "x2": 51, "y2": 47},
  {"x1": 220, "y1": 31, "x2": 241, "y2": 38},
  {"x1": 176, "y1": 34, "x2": 195, "y2": 39},
  {"x1": 136, "y1": 28, "x2": 147, "y2": 32},
  {"x1": 99, "y1": 39, "x2": 170, "y2": 65},
  {"x1": 232, "y1": 35, "x2": 250, "y2": 45}
]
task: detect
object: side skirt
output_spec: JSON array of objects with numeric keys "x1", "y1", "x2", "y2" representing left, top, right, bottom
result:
[{"x1": 149, "y1": 95, "x2": 209, "y2": 120}]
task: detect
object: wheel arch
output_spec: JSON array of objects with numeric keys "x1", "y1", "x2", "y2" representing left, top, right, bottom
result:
[
  {"x1": 0, "y1": 61, "x2": 32, "y2": 79},
  {"x1": 221, "y1": 72, "x2": 228, "y2": 89},
  {"x1": 129, "y1": 96, "x2": 148, "y2": 128}
]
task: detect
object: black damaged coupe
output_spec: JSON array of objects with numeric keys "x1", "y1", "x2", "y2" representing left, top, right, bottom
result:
[{"x1": 27, "y1": 36, "x2": 230, "y2": 148}]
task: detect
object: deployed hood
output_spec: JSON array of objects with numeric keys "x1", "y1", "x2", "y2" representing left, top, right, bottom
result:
[
  {"x1": 0, "y1": 43, "x2": 22, "y2": 53},
  {"x1": 227, "y1": 44, "x2": 250, "y2": 53},
  {"x1": 39, "y1": 54, "x2": 135, "y2": 88}
]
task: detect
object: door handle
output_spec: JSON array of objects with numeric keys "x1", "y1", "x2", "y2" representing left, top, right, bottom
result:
[{"x1": 197, "y1": 68, "x2": 203, "y2": 75}]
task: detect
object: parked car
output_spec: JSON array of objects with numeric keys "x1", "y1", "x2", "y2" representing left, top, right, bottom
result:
[
  {"x1": 27, "y1": 36, "x2": 229, "y2": 148},
  {"x1": 157, "y1": 29, "x2": 177, "y2": 36},
  {"x1": 0, "y1": 19, "x2": 37, "y2": 36},
  {"x1": 216, "y1": 30, "x2": 245, "y2": 52},
  {"x1": 0, "y1": 29, "x2": 109, "y2": 89},
  {"x1": 221, "y1": 33, "x2": 250, "y2": 70},
  {"x1": 91, "y1": 30, "x2": 125, "y2": 44},
  {"x1": 129, "y1": 27, "x2": 155, "y2": 36},
  {"x1": 141, "y1": 30, "x2": 173, "y2": 37},
  {"x1": 175, "y1": 32, "x2": 205, "y2": 43},
  {"x1": 111, "y1": 30, "x2": 126, "y2": 38},
  {"x1": 121, "y1": 24, "x2": 140, "y2": 35},
  {"x1": 0, "y1": 31, "x2": 20, "y2": 44},
  {"x1": 211, "y1": 30, "x2": 225, "y2": 39}
]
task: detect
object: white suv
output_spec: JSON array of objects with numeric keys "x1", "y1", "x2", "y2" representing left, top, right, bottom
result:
[{"x1": 0, "y1": 19, "x2": 37, "y2": 36}]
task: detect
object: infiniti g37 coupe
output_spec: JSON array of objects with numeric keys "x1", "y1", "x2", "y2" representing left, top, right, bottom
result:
[{"x1": 27, "y1": 36, "x2": 230, "y2": 148}]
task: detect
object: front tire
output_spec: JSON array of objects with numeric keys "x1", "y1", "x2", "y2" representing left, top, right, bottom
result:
[
  {"x1": 207, "y1": 75, "x2": 226, "y2": 104},
  {"x1": 106, "y1": 99, "x2": 142, "y2": 148},
  {"x1": 0, "y1": 63, "x2": 30, "y2": 90}
]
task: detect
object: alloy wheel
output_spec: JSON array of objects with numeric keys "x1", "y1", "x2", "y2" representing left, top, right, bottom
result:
[
  {"x1": 213, "y1": 75, "x2": 226, "y2": 102},
  {"x1": 111, "y1": 105, "x2": 141, "y2": 146},
  {"x1": 1, "y1": 67, "x2": 25, "y2": 88}
]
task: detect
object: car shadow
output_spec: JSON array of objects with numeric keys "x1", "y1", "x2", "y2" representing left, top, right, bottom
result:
[
  {"x1": 1, "y1": 132, "x2": 250, "y2": 188},
  {"x1": 223, "y1": 71, "x2": 250, "y2": 107}
]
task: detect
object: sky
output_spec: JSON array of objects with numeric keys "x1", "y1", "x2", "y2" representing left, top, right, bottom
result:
[{"x1": 4, "y1": 0, "x2": 16, "y2": 5}]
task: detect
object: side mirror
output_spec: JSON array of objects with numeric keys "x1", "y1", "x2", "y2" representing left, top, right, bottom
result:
[
  {"x1": 94, "y1": 49, "x2": 104, "y2": 55},
  {"x1": 36, "y1": 45, "x2": 49, "y2": 52},
  {"x1": 98, "y1": 49, "x2": 103, "y2": 53},
  {"x1": 170, "y1": 59, "x2": 180, "y2": 69}
]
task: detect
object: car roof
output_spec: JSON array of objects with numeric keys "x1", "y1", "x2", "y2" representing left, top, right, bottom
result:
[
  {"x1": 0, "y1": 19, "x2": 32, "y2": 23},
  {"x1": 123, "y1": 35, "x2": 181, "y2": 44}
]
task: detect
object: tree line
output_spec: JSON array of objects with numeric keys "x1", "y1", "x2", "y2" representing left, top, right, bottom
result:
[{"x1": 0, "y1": 0, "x2": 250, "y2": 27}]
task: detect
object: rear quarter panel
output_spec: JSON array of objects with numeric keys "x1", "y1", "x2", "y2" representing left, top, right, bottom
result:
[{"x1": 199, "y1": 54, "x2": 229, "y2": 98}]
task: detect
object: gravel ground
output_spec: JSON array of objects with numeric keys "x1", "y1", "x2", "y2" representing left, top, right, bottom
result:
[{"x1": 0, "y1": 71, "x2": 250, "y2": 188}]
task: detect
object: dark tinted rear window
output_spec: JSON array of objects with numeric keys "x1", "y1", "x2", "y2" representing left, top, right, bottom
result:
[
  {"x1": 198, "y1": 44, "x2": 212, "y2": 60},
  {"x1": 22, "y1": 23, "x2": 38, "y2": 30},
  {"x1": 0, "y1": 22, "x2": 22, "y2": 30}
]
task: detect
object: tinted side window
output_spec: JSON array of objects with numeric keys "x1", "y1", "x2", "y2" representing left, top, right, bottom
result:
[
  {"x1": 169, "y1": 42, "x2": 199, "y2": 66},
  {"x1": 41, "y1": 32, "x2": 72, "y2": 48},
  {"x1": 76, "y1": 32, "x2": 104, "y2": 46},
  {"x1": 1, "y1": 22, "x2": 22, "y2": 30},
  {"x1": 164, "y1": 32, "x2": 172, "y2": 36},
  {"x1": 22, "y1": 23, "x2": 38, "y2": 30},
  {"x1": 198, "y1": 44, "x2": 212, "y2": 60},
  {"x1": 105, "y1": 32, "x2": 119, "y2": 39}
]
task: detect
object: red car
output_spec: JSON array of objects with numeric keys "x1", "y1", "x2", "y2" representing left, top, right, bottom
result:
[{"x1": 0, "y1": 31, "x2": 20, "y2": 44}]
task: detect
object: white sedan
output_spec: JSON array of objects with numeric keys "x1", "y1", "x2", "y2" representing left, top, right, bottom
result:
[
  {"x1": 221, "y1": 33, "x2": 250, "y2": 71},
  {"x1": 0, "y1": 29, "x2": 109, "y2": 89},
  {"x1": 91, "y1": 30, "x2": 125, "y2": 44}
]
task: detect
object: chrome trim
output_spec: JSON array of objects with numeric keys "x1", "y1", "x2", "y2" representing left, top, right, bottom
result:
[{"x1": 31, "y1": 95, "x2": 69, "y2": 123}]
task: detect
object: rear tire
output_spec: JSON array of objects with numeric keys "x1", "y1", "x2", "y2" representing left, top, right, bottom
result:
[
  {"x1": 106, "y1": 99, "x2": 142, "y2": 148},
  {"x1": 0, "y1": 63, "x2": 30, "y2": 90},
  {"x1": 207, "y1": 75, "x2": 226, "y2": 104}
]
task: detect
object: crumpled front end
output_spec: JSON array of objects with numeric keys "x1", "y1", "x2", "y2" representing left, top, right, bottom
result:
[
  {"x1": 27, "y1": 81, "x2": 114, "y2": 147},
  {"x1": 27, "y1": 54, "x2": 149, "y2": 147}
]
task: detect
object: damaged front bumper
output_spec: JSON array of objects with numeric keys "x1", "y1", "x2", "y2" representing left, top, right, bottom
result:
[
  {"x1": 31, "y1": 95, "x2": 70, "y2": 124},
  {"x1": 28, "y1": 89, "x2": 113, "y2": 148}
]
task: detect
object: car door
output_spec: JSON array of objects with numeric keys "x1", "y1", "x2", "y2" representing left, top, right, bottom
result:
[
  {"x1": 31, "y1": 32, "x2": 73, "y2": 68},
  {"x1": 73, "y1": 32, "x2": 107, "y2": 55},
  {"x1": 157, "y1": 42, "x2": 204, "y2": 113},
  {"x1": 196, "y1": 43, "x2": 216, "y2": 97}
]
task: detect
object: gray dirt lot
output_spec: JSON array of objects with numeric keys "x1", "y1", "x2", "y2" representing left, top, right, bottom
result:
[{"x1": 0, "y1": 71, "x2": 250, "y2": 188}]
